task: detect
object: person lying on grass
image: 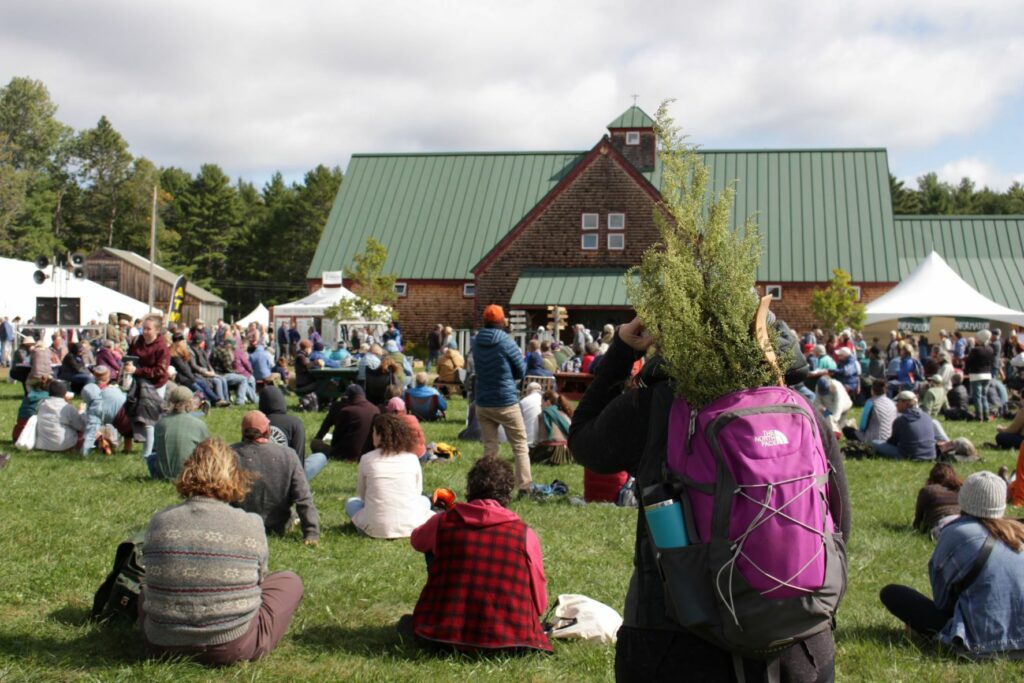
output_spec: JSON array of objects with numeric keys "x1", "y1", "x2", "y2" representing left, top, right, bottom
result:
[
  {"x1": 140, "y1": 437, "x2": 304, "y2": 666},
  {"x1": 402, "y1": 456, "x2": 551, "y2": 654}
]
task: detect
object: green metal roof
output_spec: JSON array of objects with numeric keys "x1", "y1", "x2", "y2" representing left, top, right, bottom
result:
[
  {"x1": 310, "y1": 144, "x2": 896, "y2": 283},
  {"x1": 893, "y1": 216, "x2": 1024, "y2": 310},
  {"x1": 510, "y1": 269, "x2": 632, "y2": 307},
  {"x1": 607, "y1": 106, "x2": 655, "y2": 129},
  {"x1": 308, "y1": 152, "x2": 585, "y2": 280},
  {"x1": 637, "y1": 149, "x2": 897, "y2": 283}
]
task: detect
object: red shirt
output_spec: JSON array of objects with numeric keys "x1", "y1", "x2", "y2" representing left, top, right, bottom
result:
[{"x1": 130, "y1": 335, "x2": 170, "y2": 388}]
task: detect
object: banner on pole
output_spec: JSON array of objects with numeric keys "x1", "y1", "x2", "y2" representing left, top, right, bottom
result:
[{"x1": 167, "y1": 276, "x2": 187, "y2": 325}]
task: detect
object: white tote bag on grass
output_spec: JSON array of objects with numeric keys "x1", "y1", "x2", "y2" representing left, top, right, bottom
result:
[
  {"x1": 548, "y1": 594, "x2": 623, "y2": 645},
  {"x1": 15, "y1": 415, "x2": 37, "y2": 451}
]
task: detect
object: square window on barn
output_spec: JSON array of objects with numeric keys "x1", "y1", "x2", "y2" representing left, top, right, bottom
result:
[
  {"x1": 607, "y1": 233, "x2": 625, "y2": 250},
  {"x1": 581, "y1": 233, "x2": 599, "y2": 250},
  {"x1": 394, "y1": 282, "x2": 408, "y2": 297},
  {"x1": 581, "y1": 213, "x2": 599, "y2": 230},
  {"x1": 463, "y1": 283, "x2": 475, "y2": 298},
  {"x1": 625, "y1": 131, "x2": 640, "y2": 145},
  {"x1": 851, "y1": 285, "x2": 862, "y2": 301},
  {"x1": 765, "y1": 285, "x2": 782, "y2": 300},
  {"x1": 608, "y1": 213, "x2": 625, "y2": 230}
]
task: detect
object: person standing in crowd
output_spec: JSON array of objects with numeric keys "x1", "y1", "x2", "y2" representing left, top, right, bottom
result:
[
  {"x1": 0, "y1": 315, "x2": 13, "y2": 367},
  {"x1": 472, "y1": 305, "x2": 532, "y2": 496},
  {"x1": 287, "y1": 324, "x2": 301, "y2": 359},
  {"x1": 232, "y1": 411, "x2": 320, "y2": 545},
  {"x1": 881, "y1": 471, "x2": 1024, "y2": 658},
  {"x1": 148, "y1": 386, "x2": 210, "y2": 480},
  {"x1": 426, "y1": 324, "x2": 444, "y2": 371},
  {"x1": 569, "y1": 317, "x2": 849, "y2": 681},
  {"x1": 125, "y1": 313, "x2": 171, "y2": 460},
  {"x1": 965, "y1": 329, "x2": 995, "y2": 421},
  {"x1": 140, "y1": 437, "x2": 304, "y2": 666},
  {"x1": 383, "y1": 321, "x2": 403, "y2": 351},
  {"x1": 405, "y1": 456, "x2": 551, "y2": 654}
]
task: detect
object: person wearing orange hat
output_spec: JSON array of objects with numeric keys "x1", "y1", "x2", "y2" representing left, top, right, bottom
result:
[
  {"x1": 471, "y1": 304, "x2": 532, "y2": 495},
  {"x1": 232, "y1": 410, "x2": 320, "y2": 545}
]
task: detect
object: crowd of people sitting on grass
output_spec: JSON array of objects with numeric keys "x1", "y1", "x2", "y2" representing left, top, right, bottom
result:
[{"x1": 12, "y1": 306, "x2": 1024, "y2": 672}]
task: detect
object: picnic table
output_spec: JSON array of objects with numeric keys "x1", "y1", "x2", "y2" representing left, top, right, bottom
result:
[
  {"x1": 554, "y1": 371, "x2": 593, "y2": 400},
  {"x1": 309, "y1": 366, "x2": 359, "y2": 405}
]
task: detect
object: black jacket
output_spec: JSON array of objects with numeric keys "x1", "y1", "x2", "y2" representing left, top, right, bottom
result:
[
  {"x1": 964, "y1": 346, "x2": 994, "y2": 375},
  {"x1": 568, "y1": 329, "x2": 850, "y2": 669}
]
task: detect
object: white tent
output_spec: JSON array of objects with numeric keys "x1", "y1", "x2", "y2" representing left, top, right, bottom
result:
[
  {"x1": 272, "y1": 285, "x2": 388, "y2": 321},
  {"x1": 865, "y1": 251, "x2": 1024, "y2": 326},
  {"x1": 237, "y1": 303, "x2": 270, "y2": 328},
  {"x1": 0, "y1": 256, "x2": 151, "y2": 323}
]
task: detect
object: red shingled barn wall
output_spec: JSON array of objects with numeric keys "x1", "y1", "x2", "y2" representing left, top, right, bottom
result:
[{"x1": 474, "y1": 144, "x2": 663, "y2": 321}]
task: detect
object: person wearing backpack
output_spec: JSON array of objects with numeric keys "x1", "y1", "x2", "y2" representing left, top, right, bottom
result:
[
  {"x1": 569, "y1": 317, "x2": 851, "y2": 682},
  {"x1": 880, "y1": 471, "x2": 1024, "y2": 658}
]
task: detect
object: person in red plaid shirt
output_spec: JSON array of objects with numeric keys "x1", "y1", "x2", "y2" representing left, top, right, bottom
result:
[{"x1": 405, "y1": 457, "x2": 551, "y2": 653}]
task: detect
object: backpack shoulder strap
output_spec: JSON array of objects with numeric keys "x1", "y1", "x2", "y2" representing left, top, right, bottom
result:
[{"x1": 950, "y1": 534, "x2": 996, "y2": 600}]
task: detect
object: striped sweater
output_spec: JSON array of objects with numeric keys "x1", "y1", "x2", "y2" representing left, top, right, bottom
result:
[{"x1": 142, "y1": 496, "x2": 268, "y2": 647}]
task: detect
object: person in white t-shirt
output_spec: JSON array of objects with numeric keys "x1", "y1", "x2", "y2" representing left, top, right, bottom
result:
[
  {"x1": 519, "y1": 382, "x2": 543, "y2": 447},
  {"x1": 345, "y1": 413, "x2": 434, "y2": 539}
]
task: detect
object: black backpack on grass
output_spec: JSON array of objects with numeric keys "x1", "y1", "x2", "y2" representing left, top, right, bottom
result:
[{"x1": 90, "y1": 532, "x2": 145, "y2": 623}]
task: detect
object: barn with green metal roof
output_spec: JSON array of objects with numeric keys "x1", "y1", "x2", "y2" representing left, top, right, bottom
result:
[{"x1": 307, "y1": 106, "x2": 1024, "y2": 339}]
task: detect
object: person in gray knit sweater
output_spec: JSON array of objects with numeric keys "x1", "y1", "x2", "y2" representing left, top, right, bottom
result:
[
  {"x1": 232, "y1": 410, "x2": 321, "y2": 544},
  {"x1": 140, "y1": 437, "x2": 304, "y2": 665}
]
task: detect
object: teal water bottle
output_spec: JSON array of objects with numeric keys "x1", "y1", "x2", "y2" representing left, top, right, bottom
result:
[{"x1": 644, "y1": 498, "x2": 689, "y2": 549}]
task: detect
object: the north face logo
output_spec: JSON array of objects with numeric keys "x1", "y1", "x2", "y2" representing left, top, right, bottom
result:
[{"x1": 754, "y1": 430, "x2": 789, "y2": 447}]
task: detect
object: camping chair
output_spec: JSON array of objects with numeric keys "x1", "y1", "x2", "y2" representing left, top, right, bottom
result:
[
  {"x1": 522, "y1": 375, "x2": 556, "y2": 397},
  {"x1": 365, "y1": 367, "x2": 399, "y2": 407},
  {"x1": 405, "y1": 390, "x2": 446, "y2": 421}
]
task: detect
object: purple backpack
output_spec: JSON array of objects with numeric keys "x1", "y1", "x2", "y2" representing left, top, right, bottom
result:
[{"x1": 654, "y1": 385, "x2": 846, "y2": 658}]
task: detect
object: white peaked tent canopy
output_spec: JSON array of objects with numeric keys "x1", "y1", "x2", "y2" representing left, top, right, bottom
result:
[
  {"x1": 865, "y1": 251, "x2": 1024, "y2": 326},
  {"x1": 272, "y1": 285, "x2": 389, "y2": 321},
  {"x1": 0, "y1": 257, "x2": 150, "y2": 322},
  {"x1": 237, "y1": 303, "x2": 269, "y2": 328}
]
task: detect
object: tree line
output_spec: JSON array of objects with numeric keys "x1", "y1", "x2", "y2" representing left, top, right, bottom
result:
[
  {"x1": 890, "y1": 173, "x2": 1024, "y2": 215},
  {"x1": 0, "y1": 76, "x2": 341, "y2": 318}
]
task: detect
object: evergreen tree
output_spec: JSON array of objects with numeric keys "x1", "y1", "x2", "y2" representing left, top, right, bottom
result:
[
  {"x1": 172, "y1": 163, "x2": 242, "y2": 293},
  {"x1": 72, "y1": 115, "x2": 133, "y2": 248},
  {"x1": 889, "y1": 174, "x2": 921, "y2": 214},
  {"x1": 952, "y1": 177, "x2": 976, "y2": 214},
  {"x1": 916, "y1": 173, "x2": 953, "y2": 214},
  {"x1": 0, "y1": 77, "x2": 67, "y2": 172}
]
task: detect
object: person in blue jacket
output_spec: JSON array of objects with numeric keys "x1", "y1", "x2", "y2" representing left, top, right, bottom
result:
[
  {"x1": 830, "y1": 347, "x2": 860, "y2": 395},
  {"x1": 881, "y1": 471, "x2": 1024, "y2": 659},
  {"x1": 471, "y1": 305, "x2": 531, "y2": 495}
]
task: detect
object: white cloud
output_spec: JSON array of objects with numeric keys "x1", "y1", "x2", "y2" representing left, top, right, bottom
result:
[
  {"x1": 931, "y1": 157, "x2": 1024, "y2": 191},
  {"x1": 1, "y1": 0, "x2": 1022, "y2": 183}
]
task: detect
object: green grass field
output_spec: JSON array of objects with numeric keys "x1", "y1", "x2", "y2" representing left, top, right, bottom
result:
[{"x1": 1, "y1": 378, "x2": 1022, "y2": 682}]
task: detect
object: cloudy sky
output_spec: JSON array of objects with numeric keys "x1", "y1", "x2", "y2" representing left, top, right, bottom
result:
[{"x1": 3, "y1": 0, "x2": 1022, "y2": 190}]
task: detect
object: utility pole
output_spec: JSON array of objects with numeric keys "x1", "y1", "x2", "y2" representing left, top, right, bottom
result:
[{"x1": 148, "y1": 184, "x2": 157, "y2": 311}]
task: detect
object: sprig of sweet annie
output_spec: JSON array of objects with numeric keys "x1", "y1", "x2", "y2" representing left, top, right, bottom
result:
[{"x1": 625, "y1": 100, "x2": 781, "y2": 408}]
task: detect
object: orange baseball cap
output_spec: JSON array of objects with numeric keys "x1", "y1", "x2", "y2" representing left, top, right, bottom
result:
[{"x1": 483, "y1": 304, "x2": 505, "y2": 324}]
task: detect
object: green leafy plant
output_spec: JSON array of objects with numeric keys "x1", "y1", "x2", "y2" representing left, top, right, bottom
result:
[
  {"x1": 626, "y1": 100, "x2": 780, "y2": 407},
  {"x1": 810, "y1": 267, "x2": 866, "y2": 334},
  {"x1": 323, "y1": 236, "x2": 396, "y2": 322}
]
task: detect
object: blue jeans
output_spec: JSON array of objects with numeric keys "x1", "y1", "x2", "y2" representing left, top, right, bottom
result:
[
  {"x1": 971, "y1": 379, "x2": 990, "y2": 420},
  {"x1": 872, "y1": 440, "x2": 903, "y2": 459},
  {"x1": 145, "y1": 452, "x2": 159, "y2": 478},
  {"x1": 305, "y1": 452, "x2": 327, "y2": 481},
  {"x1": 223, "y1": 373, "x2": 256, "y2": 404},
  {"x1": 82, "y1": 415, "x2": 102, "y2": 456}
]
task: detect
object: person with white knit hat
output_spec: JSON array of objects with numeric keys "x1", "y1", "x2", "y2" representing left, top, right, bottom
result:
[{"x1": 880, "y1": 471, "x2": 1024, "y2": 657}]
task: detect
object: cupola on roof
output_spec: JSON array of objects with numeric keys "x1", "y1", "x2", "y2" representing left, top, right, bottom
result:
[{"x1": 607, "y1": 106, "x2": 655, "y2": 129}]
